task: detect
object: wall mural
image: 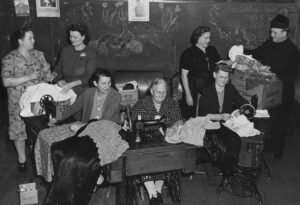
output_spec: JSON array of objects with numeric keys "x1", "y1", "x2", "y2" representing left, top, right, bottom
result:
[{"x1": 58, "y1": 1, "x2": 181, "y2": 65}]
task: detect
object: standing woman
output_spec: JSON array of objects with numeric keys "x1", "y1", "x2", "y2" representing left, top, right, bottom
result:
[
  {"x1": 1, "y1": 27, "x2": 55, "y2": 171},
  {"x1": 53, "y1": 23, "x2": 97, "y2": 96},
  {"x1": 180, "y1": 26, "x2": 227, "y2": 119}
]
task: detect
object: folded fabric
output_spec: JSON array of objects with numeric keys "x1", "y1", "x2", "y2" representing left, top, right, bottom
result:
[
  {"x1": 20, "y1": 83, "x2": 77, "y2": 117},
  {"x1": 165, "y1": 117, "x2": 220, "y2": 146},
  {"x1": 254, "y1": 109, "x2": 270, "y2": 118},
  {"x1": 223, "y1": 115, "x2": 260, "y2": 137},
  {"x1": 78, "y1": 120, "x2": 129, "y2": 166}
]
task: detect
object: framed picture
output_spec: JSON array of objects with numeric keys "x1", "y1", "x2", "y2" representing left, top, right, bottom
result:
[
  {"x1": 128, "y1": 0, "x2": 149, "y2": 22},
  {"x1": 36, "y1": 0, "x2": 60, "y2": 17},
  {"x1": 14, "y1": 0, "x2": 30, "y2": 17}
]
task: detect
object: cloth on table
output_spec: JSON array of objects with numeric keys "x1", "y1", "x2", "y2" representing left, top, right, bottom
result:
[
  {"x1": 223, "y1": 115, "x2": 260, "y2": 137},
  {"x1": 78, "y1": 120, "x2": 129, "y2": 166},
  {"x1": 20, "y1": 83, "x2": 77, "y2": 117},
  {"x1": 35, "y1": 122, "x2": 77, "y2": 182},
  {"x1": 165, "y1": 117, "x2": 220, "y2": 146}
]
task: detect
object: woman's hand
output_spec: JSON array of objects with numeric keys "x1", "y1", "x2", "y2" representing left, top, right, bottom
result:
[
  {"x1": 45, "y1": 72, "x2": 57, "y2": 83},
  {"x1": 61, "y1": 83, "x2": 72, "y2": 93},
  {"x1": 28, "y1": 71, "x2": 40, "y2": 81},
  {"x1": 186, "y1": 95, "x2": 194, "y2": 106},
  {"x1": 57, "y1": 80, "x2": 66, "y2": 87},
  {"x1": 222, "y1": 113, "x2": 231, "y2": 121}
]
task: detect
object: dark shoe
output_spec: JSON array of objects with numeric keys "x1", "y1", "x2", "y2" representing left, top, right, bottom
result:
[
  {"x1": 157, "y1": 192, "x2": 163, "y2": 204},
  {"x1": 18, "y1": 161, "x2": 27, "y2": 172},
  {"x1": 149, "y1": 197, "x2": 159, "y2": 205}
]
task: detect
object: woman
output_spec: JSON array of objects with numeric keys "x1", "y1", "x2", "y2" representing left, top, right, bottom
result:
[
  {"x1": 1, "y1": 27, "x2": 55, "y2": 172},
  {"x1": 180, "y1": 26, "x2": 231, "y2": 119},
  {"x1": 198, "y1": 63, "x2": 247, "y2": 120},
  {"x1": 53, "y1": 23, "x2": 97, "y2": 96},
  {"x1": 132, "y1": 78, "x2": 183, "y2": 205},
  {"x1": 198, "y1": 63, "x2": 247, "y2": 177},
  {"x1": 60, "y1": 68, "x2": 122, "y2": 124}
]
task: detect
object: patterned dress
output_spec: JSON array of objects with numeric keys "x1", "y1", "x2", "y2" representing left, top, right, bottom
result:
[
  {"x1": 131, "y1": 96, "x2": 183, "y2": 182},
  {"x1": 132, "y1": 96, "x2": 183, "y2": 132},
  {"x1": 1, "y1": 49, "x2": 52, "y2": 140}
]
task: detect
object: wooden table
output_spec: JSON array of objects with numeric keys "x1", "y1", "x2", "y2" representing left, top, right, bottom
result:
[
  {"x1": 23, "y1": 115, "x2": 271, "y2": 204},
  {"x1": 23, "y1": 115, "x2": 199, "y2": 204}
]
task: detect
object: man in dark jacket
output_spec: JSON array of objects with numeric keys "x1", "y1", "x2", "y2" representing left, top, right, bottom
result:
[{"x1": 245, "y1": 14, "x2": 300, "y2": 159}]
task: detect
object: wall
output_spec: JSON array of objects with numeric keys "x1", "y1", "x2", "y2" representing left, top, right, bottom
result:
[{"x1": 0, "y1": 0, "x2": 299, "y2": 82}]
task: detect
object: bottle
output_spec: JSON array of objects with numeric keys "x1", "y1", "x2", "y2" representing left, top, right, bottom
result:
[{"x1": 251, "y1": 94, "x2": 258, "y2": 109}]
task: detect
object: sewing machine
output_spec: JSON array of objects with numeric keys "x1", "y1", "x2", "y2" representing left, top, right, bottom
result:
[
  {"x1": 123, "y1": 106, "x2": 167, "y2": 146},
  {"x1": 39, "y1": 94, "x2": 70, "y2": 123},
  {"x1": 40, "y1": 94, "x2": 56, "y2": 120}
]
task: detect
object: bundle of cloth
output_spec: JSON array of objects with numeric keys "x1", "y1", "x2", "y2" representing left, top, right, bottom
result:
[{"x1": 229, "y1": 45, "x2": 274, "y2": 76}]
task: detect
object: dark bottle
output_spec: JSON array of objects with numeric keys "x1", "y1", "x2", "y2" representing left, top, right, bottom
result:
[{"x1": 251, "y1": 94, "x2": 258, "y2": 109}]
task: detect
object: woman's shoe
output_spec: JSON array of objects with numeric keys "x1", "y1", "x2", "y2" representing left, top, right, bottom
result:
[{"x1": 18, "y1": 161, "x2": 27, "y2": 172}]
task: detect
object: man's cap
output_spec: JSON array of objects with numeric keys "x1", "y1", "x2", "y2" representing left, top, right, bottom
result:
[{"x1": 270, "y1": 14, "x2": 289, "y2": 30}]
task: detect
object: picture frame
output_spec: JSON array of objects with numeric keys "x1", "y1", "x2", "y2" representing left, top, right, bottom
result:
[
  {"x1": 128, "y1": 0, "x2": 149, "y2": 22},
  {"x1": 14, "y1": 0, "x2": 30, "y2": 17},
  {"x1": 36, "y1": 0, "x2": 60, "y2": 17}
]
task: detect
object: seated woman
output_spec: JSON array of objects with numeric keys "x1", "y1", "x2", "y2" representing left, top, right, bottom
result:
[
  {"x1": 131, "y1": 77, "x2": 184, "y2": 205},
  {"x1": 199, "y1": 63, "x2": 247, "y2": 120},
  {"x1": 60, "y1": 68, "x2": 122, "y2": 124},
  {"x1": 198, "y1": 63, "x2": 248, "y2": 177}
]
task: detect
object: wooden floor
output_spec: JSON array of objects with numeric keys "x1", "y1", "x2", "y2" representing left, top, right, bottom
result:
[{"x1": 1, "y1": 99, "x2": 300, "y2": 205}]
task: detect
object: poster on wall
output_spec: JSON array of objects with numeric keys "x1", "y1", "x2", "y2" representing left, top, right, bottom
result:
[
  {"x1": 14, "y1": 0, "x2": 30, "y2": 17},
  {"x1": 36, "y1": 0, "x2": 60, "y2": 17},
  {"x1": 128, "y1": 0, "x2": 149, "y2": 22}
]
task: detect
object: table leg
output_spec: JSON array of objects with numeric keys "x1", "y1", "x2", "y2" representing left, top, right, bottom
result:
[{"x1": 261, "y1": 154, "x2": 271, "y2": 179}]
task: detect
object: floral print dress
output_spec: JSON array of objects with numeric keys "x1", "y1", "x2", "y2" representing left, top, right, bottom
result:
[{"x1": 1, "y1": 49, "x2": 53, "y2": 140}]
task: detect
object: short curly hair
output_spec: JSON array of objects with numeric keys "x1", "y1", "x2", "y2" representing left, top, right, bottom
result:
[
  {"x1": 67, "y1": 23, "x2": 91, "y2": 45},
  {"x1": 10, "y1": 26, "x2": 33, "y2": 50},
  {"x1": 190, "y1": 26, "x2": 210, "y2": 45}
]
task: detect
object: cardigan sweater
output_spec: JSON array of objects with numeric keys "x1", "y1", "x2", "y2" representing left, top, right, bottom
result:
[
  {"x1": 62, "y1": 87, "x2": 122, "y2": 123},
  {"x1": 198, "y1": 83, "x2": 248, "y2": 116}
]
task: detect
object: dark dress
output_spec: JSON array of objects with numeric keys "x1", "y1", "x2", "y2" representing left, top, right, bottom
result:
[
  {"x1": 180, "y1": 45, "x2": 221, "y2": 119},
  {"x1": 53, "y1": 45, "x2": 97, "y2": 96}
]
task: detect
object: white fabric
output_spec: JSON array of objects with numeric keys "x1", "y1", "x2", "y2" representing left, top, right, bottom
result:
[
  {"x1": 228, "y1": 45, "x2": 244, "y2": 62},
  {"x1": 19, "y1": 83, "x2": 77, "y2": 117},
  {"x1": 223, "y1": 115, "x2": 260, "y2": 137},
  {"x1": 228, "y1": 45, "x2": 254, "y2": 69},
  {"x1": 254, "y1": 109, "x2": 270, "y2": 118},
  {"x1": 165, "y1": 117, "x2": 220, "y2": 146}
]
